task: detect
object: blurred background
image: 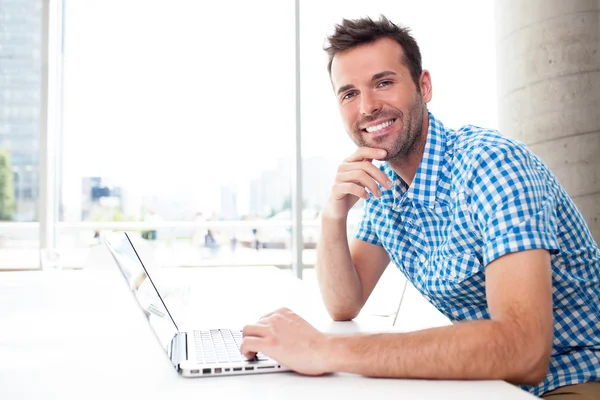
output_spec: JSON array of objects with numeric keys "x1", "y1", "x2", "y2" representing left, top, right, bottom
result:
[{"x1": 0, "y1": 0, "x2": 598, "y2": 324}]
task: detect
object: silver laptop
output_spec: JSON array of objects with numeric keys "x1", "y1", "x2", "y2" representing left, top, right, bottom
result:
[{"x1": 104, "y1": 232, "x2": 289, "y2": 377}]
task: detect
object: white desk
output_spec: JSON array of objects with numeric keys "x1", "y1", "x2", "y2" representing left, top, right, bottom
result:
[{"x1": 0, "y1": 267, "x2": 536, "y2": 400}]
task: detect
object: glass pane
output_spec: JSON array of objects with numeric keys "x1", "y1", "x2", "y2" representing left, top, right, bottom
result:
[
  {"x1": 299, "y1": 0, "x2": 498, "y2": 312},
  {"x1": 300, "y1": 0, "x2": 498, "y2": 227},
  {"x1": 58, "y1": 1, "x2": 295, "y2": 270},
  {"x1": 0, "y1": 0, "x2": 43, "y2": 270},
  {"x1": 300, "y1": 0, "x2": 498, "y2": 210}
]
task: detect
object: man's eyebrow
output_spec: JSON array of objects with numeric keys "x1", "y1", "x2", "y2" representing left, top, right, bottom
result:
[
  {"x1": 372, "y1": 71, "x2": 397, "y2": 81},
  {"x1": 336, "y1": 83, "x2": 355, "y2": 96},
  {"x1": 336, "y1": 71, "x2": 398, "y2": 96}
]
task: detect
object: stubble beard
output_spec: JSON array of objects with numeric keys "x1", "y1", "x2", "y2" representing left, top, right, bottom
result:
[{"x1": 352, "y1": 100, "x2": 425, "y2": 163}]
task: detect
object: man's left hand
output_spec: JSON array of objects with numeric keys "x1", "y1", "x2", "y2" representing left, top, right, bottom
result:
[{"x1": 241, "y1": 307, "x2": 330, "y2": 375}]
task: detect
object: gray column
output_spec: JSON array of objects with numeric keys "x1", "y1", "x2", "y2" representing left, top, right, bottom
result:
[{"x1": 495, "y1": 0, "x2": 600, "y2": 243}]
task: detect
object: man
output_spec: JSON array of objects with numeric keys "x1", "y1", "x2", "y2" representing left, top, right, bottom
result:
[{"x1": 241, "y1": 16, "x2": 600, "y2": 398}]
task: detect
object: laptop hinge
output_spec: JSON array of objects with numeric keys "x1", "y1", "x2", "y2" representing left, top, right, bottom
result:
[{"x1": 170, "y1": 332, "x2": 188, "y2": 370}]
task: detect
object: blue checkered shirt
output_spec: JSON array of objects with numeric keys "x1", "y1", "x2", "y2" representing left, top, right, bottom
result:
[{"x1": 355, "y1": 112, "x2": 600, "y2": 396}]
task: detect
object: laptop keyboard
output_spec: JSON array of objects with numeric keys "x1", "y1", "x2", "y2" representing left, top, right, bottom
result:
[{"x1": 193, "y1": 329, "x2": 270, "y2": 364}]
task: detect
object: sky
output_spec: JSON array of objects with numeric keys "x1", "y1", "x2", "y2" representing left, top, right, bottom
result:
[{"x1": 60, "y1": 0, "x2": 498, "y2": 217}]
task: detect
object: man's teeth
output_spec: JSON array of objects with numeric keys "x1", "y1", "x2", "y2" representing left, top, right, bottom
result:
[{"x1": 365, "y1": 120, "x2": 393, "y2": 133}]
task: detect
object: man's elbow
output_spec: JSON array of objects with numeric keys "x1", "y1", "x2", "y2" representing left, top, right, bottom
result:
[
  {"x1": 322, "y1": 296, "x2": 363, "y2": 321},
  {"x1": 512, "y1": 344, "x2": 552, "y2": 386},
  {"x1": 517, "y1": 362, "x2": 550, "y2": 386},
  {"x1": 327, "y1": 306, "x2": 360, "y2": 321}
]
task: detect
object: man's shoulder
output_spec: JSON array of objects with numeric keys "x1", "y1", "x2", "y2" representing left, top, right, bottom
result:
[
  {"x1": 452, "y1": 124, "x2": 517, "y2": 152},
  {"x1": 450, "y1": 124, "x2": 529, "y2": 167}
]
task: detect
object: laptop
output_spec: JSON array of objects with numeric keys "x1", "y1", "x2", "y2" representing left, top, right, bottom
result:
[{"x1": 104, "y1": 232, "x2": 290, "y2": 377}]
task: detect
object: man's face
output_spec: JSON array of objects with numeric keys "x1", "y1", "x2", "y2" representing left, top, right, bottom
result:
[{"x1": 330, "y1": 38, "x2": 430, "y2": 162}]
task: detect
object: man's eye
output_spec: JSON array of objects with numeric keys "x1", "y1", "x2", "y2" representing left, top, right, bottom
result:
[
  {"x1": 342, "y1": 92, "x2": 356, "y2": 100},
  {"x1": 377, "y1": 80, "x2": 392, "y2": 88}
]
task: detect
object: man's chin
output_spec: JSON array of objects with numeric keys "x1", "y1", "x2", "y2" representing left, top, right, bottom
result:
[
  {"x1": 354, "y1": 134, "x2": 395, "y2": 158},
  {"x1": 378, "y1": 152, "x2": 396, "y2": 162}
]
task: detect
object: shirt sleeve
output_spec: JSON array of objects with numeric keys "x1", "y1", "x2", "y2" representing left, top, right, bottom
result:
[
  {"x1": 466, "y1": 143, "x2": 560, "y2": 266},
  {"x1": 353, "y1": 198, "x2": 382, "y2": 246}
]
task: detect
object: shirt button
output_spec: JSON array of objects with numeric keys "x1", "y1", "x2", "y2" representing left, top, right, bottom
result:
[{"x1": 419, "y1": 255, "x2": 426, "y2": 263}]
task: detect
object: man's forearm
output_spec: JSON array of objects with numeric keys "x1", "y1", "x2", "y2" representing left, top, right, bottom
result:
[
  {"x1": 324, "y1": 319, "x2": 551, "y2": 385},
  {"x1": 316, "y1": 214, "x2": 362, "y2": 320}
]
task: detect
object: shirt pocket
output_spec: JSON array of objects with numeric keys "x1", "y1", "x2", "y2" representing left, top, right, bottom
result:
[
  {"x1": 452, "y1": 191, "x2": 476, "y2": 232},
  {"x1": 435, "y1": 193, "x2": 481, "y2": 257}
]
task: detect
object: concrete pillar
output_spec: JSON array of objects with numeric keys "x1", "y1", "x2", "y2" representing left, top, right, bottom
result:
[{"x1": 495, "y1": 0, "x2": 600, "y2": 243}]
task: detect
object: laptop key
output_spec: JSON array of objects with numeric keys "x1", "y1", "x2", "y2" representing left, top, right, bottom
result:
[
  {"x1": 256, "y1": 353, "x2": 269, "y2": 361},
  {"x1": 194, "y1": 329, "x2": 266, "y2": 367}
]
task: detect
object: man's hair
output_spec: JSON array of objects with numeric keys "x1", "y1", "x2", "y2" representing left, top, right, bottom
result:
[{"x1": 324, "y1": 15, "x2": 422, "y2": 90}]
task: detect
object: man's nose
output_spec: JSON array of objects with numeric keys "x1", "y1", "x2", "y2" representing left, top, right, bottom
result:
[{"x1": 359, "y1": 92, "x2": 382, "y2": 116}]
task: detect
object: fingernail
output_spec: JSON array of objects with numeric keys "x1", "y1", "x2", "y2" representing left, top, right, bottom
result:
[{"x1": 386, "y1": 180, "x2": 392, "y2": 188}]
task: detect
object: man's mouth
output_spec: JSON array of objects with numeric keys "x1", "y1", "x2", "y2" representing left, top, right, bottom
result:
[{"x1": 363, "y1": 118, "x2": 396, "y2": 134}]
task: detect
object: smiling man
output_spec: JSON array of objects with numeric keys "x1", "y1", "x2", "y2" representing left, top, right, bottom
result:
[{"x1": 241, "y1": 16, "x2": 600, "y2": 398}]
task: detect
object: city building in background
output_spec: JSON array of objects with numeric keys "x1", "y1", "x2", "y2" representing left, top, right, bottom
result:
[
  {"x1": 0, "y1": 0, "x2": 42, "y2": 222},
  {"x1": 220, "y1": 183, "x2": 238, "y2": 220},
  {"x1": 81, "y1": 177, "x2": 124, "y2": 221},
  {"x1": 245, "y1": 156, "x2": 337, "y2": 218}
]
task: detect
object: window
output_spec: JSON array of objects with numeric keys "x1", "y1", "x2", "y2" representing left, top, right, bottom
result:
[
  {"x1": 58, "y1": 0, "x2": 297, "y2": 270},
  {"x1": 1, "y1": 0, "x2": 499, "y2": 277},
  {"x1": 0, "y1": 0, "x2": 42, "y2": 270}
]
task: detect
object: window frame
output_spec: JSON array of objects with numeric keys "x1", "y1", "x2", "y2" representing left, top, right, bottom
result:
[{"x1": 37, "y1": 0, "x2": 306, "y2": 277}]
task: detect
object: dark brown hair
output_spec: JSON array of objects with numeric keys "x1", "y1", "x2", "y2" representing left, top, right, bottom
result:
[{"x1": 324, "y1": 15, "x2": 422, "y2": 90}]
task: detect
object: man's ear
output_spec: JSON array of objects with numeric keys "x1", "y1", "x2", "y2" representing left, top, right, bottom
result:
[{"x1": 420, "y1": 70, "x2": 432, "y2": 103}]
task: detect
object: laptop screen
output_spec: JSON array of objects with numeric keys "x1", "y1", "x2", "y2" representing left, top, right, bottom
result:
[{"x1": 105, "y1": 232, "x2": 179, "y2": 353}]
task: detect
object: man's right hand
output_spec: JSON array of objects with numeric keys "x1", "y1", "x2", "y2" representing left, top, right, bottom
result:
[{"x1": 325, "y1": 147, "x2": 393, "y2": 220}]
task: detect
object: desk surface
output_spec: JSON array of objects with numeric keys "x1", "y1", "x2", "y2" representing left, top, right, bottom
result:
[{"x1": 0, "y1": 268, "x2": 535, "y2": 400}]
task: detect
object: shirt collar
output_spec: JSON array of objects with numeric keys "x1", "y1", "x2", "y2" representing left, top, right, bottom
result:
[{"x1": 401, "y1": 112, "x2": 447, "y2": 208}]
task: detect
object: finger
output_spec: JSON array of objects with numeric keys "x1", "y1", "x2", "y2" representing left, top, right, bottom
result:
[
  {"x1": 260, "y1": 311, "x2": 277, "y2": 319},
  {"x1": 345, "y1": 147, "x2": 387, "y2": 162},
  {"x1": 331, "y1": 182, "x2": 369, "y2": 200},
  {"x1": 338, "y1": 161, "x2": 392, "y2": 189},
  {"x1": 242, "y1": 323, "x2": 269, "y2": 338},
  {"x1": 240, "y1": 336, "x2": 267, "y2": 360},
  {"x1": 344, "y1": 147, "x2": 387, "y2": 163},
  {"x1": 336, "y1": 171, "x2": 382, "y2": 197},
  {"x1": 260, "y1": 307, "x2": 289, "y2": 320}
]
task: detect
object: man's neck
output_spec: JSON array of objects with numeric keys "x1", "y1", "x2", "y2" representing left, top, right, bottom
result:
[{"x1": 387, "y1": 111, "x2": 429, "y2": 187}]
